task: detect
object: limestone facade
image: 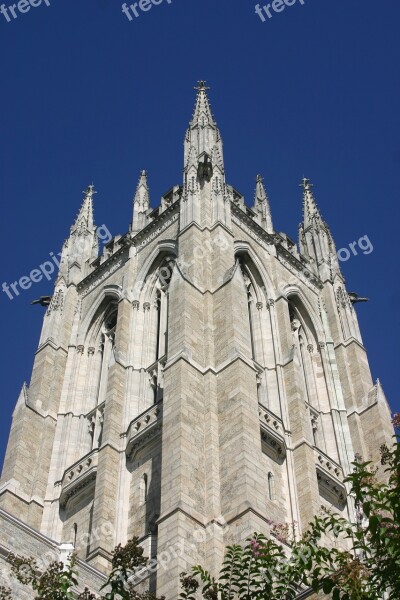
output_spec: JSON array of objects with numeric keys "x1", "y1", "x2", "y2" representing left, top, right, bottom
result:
[{"x1": 0, "y1": 83, "x2": 394, "y2": 598}]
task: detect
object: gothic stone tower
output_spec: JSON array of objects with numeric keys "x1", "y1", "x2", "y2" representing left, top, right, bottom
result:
[{"x1": 0, "y1": 83, "x2": 394, "y2": 598}]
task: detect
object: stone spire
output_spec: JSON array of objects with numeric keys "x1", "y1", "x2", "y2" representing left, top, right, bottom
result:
[
  {"x1": 301, "y1": 177, "x2": 323, "y2": 230},
  {"x1": 184, "y1": 81, "x2": 224, "y2": 171},
  {"x1": 181, "y1": 82, "x2": 229, "y2": 230},
  {"x1": 253, "y1": 175, "x2": 273, "y2": 233},
  {"x1": 132, "y1": 170, "x2": 150, "y2": 233},
  {"x1": 299, "y1": 178, "x2": 341, "y2": 281},
  {"x1": 190, "y1": 80, "x2": 216, "y2": 129},
  {"x1": 59, "y1": 185, "x2": 98, "y2": 284},
  {"x1": 71, "y1": 184, "x2": 96, "y2": 234}
]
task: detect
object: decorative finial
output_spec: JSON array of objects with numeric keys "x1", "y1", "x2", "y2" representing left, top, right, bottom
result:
[
  {"x1": 300, "y1": 177, "x2": 313, "y2": 191},
  {"x1": 256, "y1": 174, "x2": 263, "y2": 183},
  {"x1": 83, "y1": 184, "x2": 97, "y2": 198},
  {"x1": 194, "y1": 80, "x2": 210, "y2": 92}
]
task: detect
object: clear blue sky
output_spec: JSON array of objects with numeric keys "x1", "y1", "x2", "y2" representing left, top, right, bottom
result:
[{"x1": 0, "y1": 0, "x2": 399, "y2": 466}]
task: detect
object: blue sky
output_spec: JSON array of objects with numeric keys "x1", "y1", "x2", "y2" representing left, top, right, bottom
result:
[{"x1": 0, "y1": 0, "x2": 399, "y2": 466}]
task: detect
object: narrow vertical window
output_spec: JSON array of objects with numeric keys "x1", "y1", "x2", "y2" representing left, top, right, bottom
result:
[
  {"x1": 140, "y1": 473, "x2": 148, "y2": 505},
  {"x1": 155, "y1": 291, "x2": 161, "y2": 361},
  {"x1": 97, "y1": 308, "x2": 117, "y2": 406},
  {"x1": 268, "y1": 472, "x2": 275, "y2": 501},
  {"x1": 240, "y1": 263, "x2": 256, "y2": 359},
  {"x1": 72, "y1": 522, "x2": 78, "y2": 547}
]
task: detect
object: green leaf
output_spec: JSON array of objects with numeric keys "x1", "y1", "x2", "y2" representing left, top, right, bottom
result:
[
  {"x1": 332, "y1": 588, "x2": 340, "y2": 600},
  {"x1": 311, "y1": 578, "x2": 319, "y2": 592},
  {"x1": 322, "y1": 578, "x2": 334, "y2": 594},
  {"x1": 370, "y1": 515, "x2": 380, "y2": 534},
  {"x1": 363, "y1": 501, "x2": 371, "y2": 516}
]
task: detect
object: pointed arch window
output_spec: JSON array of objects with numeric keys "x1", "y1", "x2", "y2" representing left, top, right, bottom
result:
[
  {"x1": 288, "y1": 298, "x2": 331, "y2": 455},
  {"x1": 289, "y1": 302, "x2": 317, "y2": 409},
  {"x1": 239, "y1": 261, "x2": 259, "y2": 361},
  {"x1": 145, "y1": 258, "x2": 174, "y2": 405},
  {"x1": 94, "y1": 306, "x2": 118, "y2": 408}
]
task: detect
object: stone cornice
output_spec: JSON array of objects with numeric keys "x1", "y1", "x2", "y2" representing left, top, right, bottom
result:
[
  {"x1": 230, "y1": 201, "x2": 275, "y2": 248},
  {"x1": 14, "y1": 391, "x2": 58, "y2": 422},
  {"x1": 35, "y1": 338, "x2": 68, "y2": 356},
  {"x1": 0, "y1": 507, "x2": 55, "y2": 545},
  {"x1": 124, "y1": 402, "x2": 163, "y2": 458},
  {"x1": 334, "y1": 337, "x2": 366, "y2": 352},
  {"x1": 164, "y1": 347, "x2": 259, "y2": 377},
  {"x1": 178, "y1": 218, "x2": 235, "y2": 239},
  {"x1": 58, "y1": 449, "x2": 99, "y2": 508},
  {"x1": 346, "y1": 401, "x2": 382, "y2": 419},
  {"x1": 0, "y1": 481, "x2": 44, "y2": 509},
  {"x1": 0, "y1": 508, "x2": 107, "y2": 585},
  {"x1": 129, "y1": 200, "x2": 180, "y2": 250},
  {"x1": 78, "y1": 253, "x2": 128, "y2": 297},
  {"x1": 276, "y1": 248, "x2": 323, "y2": 290},
  {"x1": 231, "y1": 202, "x2": 323, "y2": 290}
]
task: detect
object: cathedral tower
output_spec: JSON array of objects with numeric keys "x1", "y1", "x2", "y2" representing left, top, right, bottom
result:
[{"x1": 0, "y1": 83, "x2": 394, "y2": 599}]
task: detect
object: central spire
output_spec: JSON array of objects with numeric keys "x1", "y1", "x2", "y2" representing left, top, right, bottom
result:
[
  {"x1": 190, "y1": 80, "x2": 217, "y2": 130},
  {"x1": 184, "y1": 81, "x2": 223, "y2": 166},
  {"x1": 181, "y1": 82, "x2": 229, "y2": 230}
]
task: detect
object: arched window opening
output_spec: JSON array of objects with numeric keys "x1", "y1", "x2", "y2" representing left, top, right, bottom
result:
[
  {"x1": 288, "y1": 297, "x2": 334, "y2": 456},
  {"x1": 155, "y1": 291, "x2": 162, "y2": 361},
  {"x1": 298, "y1": 333, "x2": 312, "y2": 406},
  {"x1": 288, "y1": 300, "x2": 319, "y2": 408},
  {"x1": 144, "y1": 258, "x2": 174, "y2": 406},
  {"x1": 96, "y1": 306, "x2": 118, "y2": 407},
  {"x1": 239, "y1": 261, "x2": 257, "y2": 360}
]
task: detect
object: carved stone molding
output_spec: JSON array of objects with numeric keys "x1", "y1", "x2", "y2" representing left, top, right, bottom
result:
[
  {"x1": 316, "y1": 468, "x2": 346, "y2": 509},
  {"x1": 47, "y1": 289, "x2": 64, "y2": 315},
  {"x1": 76, "y1": 345, "x2": 84, "y2": 355},
  {"x1": 259, "y1": 404, "x2": 286, "y2": 464},
  {"x1": 132, "y1": 300, "x2": 140, "y2": 310},
  {"x1": 135, "y1": 213, "x2": 179, "y2": 252},
  {"x1": 80, "y1": 259, "x2": 124, "y2": 298},
  {"x1": 143, "y1": 302, "x2": 151, "y2": 312},
  {"x1": 59, "y1": 449, "x2": 99, "y2": 509},
  {"x1": 126, "y1": 402, "x2": 163, "y2": 459}
]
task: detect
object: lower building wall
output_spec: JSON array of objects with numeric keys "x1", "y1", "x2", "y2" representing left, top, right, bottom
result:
[{"x1": 0, "y1": 508, "x2": 106, "y2": 598}]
